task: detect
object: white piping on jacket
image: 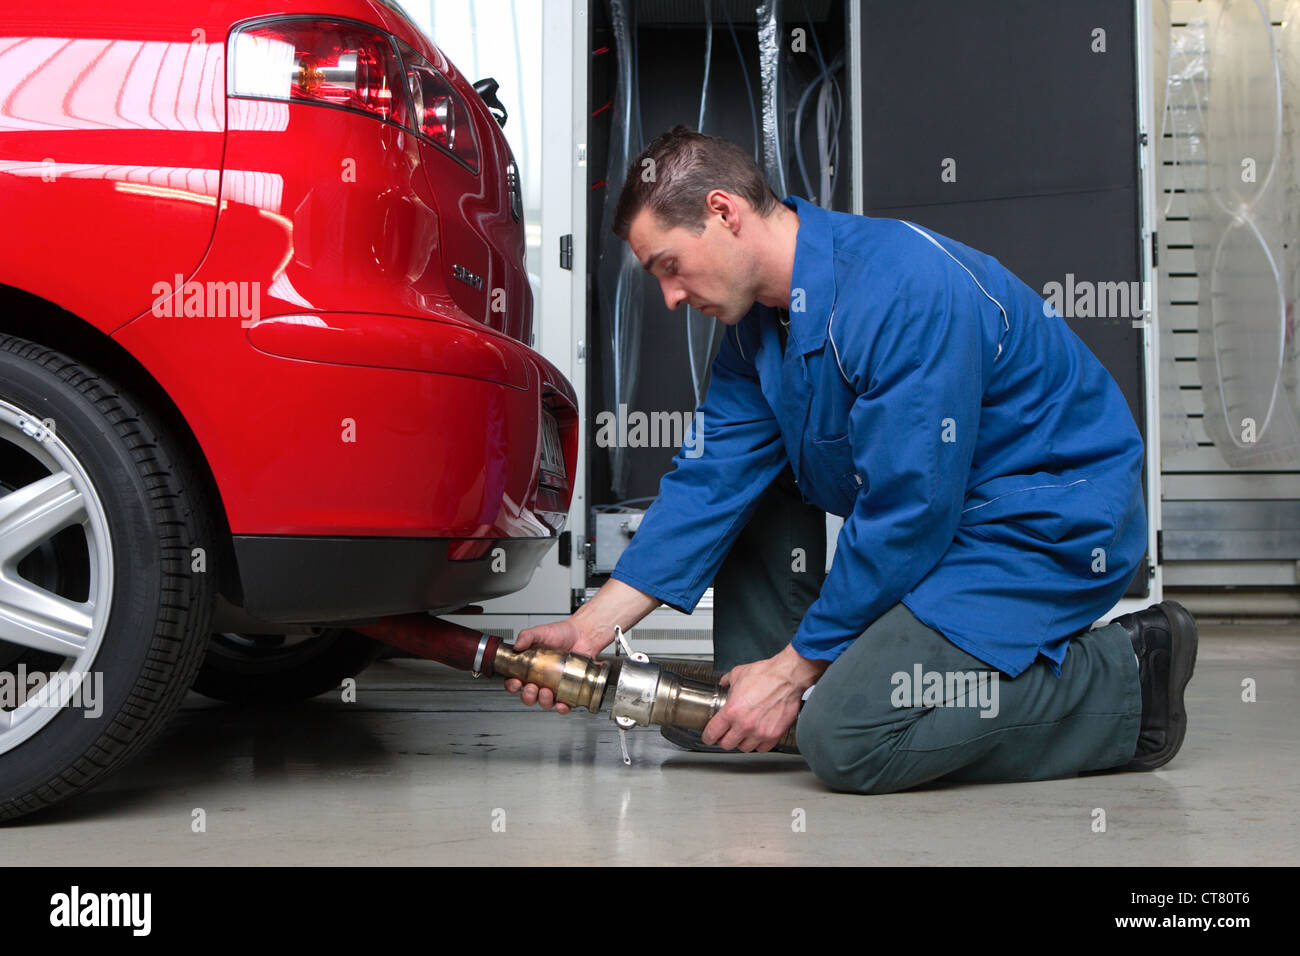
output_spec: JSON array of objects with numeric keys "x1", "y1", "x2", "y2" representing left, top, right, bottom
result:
[
  {"x1": 960, "y1": 478, "x2": 1088, "y2": 515},
  {"x1": 826, "y1": 300, "x2": 853, "y2": 388},
  {"x1": 900, "y1": 220, "x2": 1011, "y2": 361}
]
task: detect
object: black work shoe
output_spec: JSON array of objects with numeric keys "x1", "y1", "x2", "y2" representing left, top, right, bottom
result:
[
  {"x1": 660, "y1": 724, "x2": 738, "y2": 753},
  {"x1": 1112, "y1": 601, "x2": 1198, "y2": 771},
  {"x1": 659, "y1": 723, "x2": 801, "y2": 755}
]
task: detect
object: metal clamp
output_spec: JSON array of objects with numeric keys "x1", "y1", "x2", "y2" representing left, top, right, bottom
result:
[
  {"x1": 612, "y1": 626, "x2": 649, "y2": 766},
  {"x1": 613, "y1": 625, "x2": 648, "y2": 663},
  {"x1": 470, "y1": 632, "x2": 491, "y2": 678}
]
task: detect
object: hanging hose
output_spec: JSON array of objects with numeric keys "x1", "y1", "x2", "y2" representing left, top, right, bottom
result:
[
  {"x1": 794, "y1": 53, "x2": 844, "y2": 206},
  {"x1": 726, "y1": 6, "x2": 761, "y2": 159},
  {"x1": 756, "y1": 0, "x2": 788, "y2": 198},
  {"x1": 686, "y1": 0, "x2": 720, "y2": 407},
  {"x1": 794, "y1": 1, "x2": 843, "y2": 207},
  {"x1": 697, "y1": 0, "x2": 714, "y2": 130},
  {"x1": 599, "y1": 0, "x2": 647, "y2": 498}
]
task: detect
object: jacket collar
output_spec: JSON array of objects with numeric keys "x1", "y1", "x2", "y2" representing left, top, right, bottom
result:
[{"x1": 782, "y1": 195, "x2": 834, "y2": 353}]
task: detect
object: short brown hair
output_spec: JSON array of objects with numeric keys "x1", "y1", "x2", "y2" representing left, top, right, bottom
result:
[{"x1": 612, "y1": 125, "x2": 780, "y2": 241}]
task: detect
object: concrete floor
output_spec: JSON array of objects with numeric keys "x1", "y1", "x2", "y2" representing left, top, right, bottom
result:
[{"x1": 4, "y1": 622, "x2": 1296, "y2": 864}]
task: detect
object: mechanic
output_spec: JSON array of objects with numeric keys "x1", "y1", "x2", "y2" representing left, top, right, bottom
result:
[{"x1": 504, "y1": 125, "x2": 1198, "y2": 794}]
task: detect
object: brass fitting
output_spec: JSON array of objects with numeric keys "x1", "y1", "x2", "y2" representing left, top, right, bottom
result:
[
  {"x1": 490, "y1": 642, "x2": 799, "y2": 752},
  {"x1": 490, "y1": 645, "x2": 611, "y2": 713}
]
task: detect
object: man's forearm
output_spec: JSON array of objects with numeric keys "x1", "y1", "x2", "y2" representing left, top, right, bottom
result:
[{"x1": 570, "y1": 577, "x2": 662, "y2": 650}]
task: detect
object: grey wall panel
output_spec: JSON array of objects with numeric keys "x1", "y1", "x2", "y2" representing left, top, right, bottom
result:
[
  {"x1": 857, "y1": 0, "x2": 1137, "y2": 209},
  {"x1": 869, "y1": 189, "x2": 1145, "y2": 434},
  {"x1": 854, "y1": 0, "x2": 1148, "y2": 596},
  {"x1": 1163, "y1": 500, "x2": 1300, "y2": 560}
]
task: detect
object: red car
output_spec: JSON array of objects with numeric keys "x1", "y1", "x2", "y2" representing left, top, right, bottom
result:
[{"x1": 0, "y1": 0, "x2": 576, "y2": 819}]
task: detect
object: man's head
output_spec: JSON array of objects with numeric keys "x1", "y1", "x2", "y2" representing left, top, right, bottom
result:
[{"x1": 613, "y1": 125, "x2": 795, "y2": 325}]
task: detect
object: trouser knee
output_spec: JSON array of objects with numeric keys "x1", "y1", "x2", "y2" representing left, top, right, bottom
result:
[{"x1": 796, "y1": 697, "x2": 905, "y2": 795}]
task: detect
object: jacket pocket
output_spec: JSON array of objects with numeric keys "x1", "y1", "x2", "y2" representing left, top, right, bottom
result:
[
  {"x1": 809, "y1": 433, "x2": 865, "y2": 503},
  {"x1": 961, "y1": 475, "x2": 1111, "y2": 546}
]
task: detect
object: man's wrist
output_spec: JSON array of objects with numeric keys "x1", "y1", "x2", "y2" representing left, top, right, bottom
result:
[
  {"x1": 779, "y1": 643, "x2": 830, "y2": 689},
  {"x1": 570, "y1": 578, "x2": 660, "y2": 653}
]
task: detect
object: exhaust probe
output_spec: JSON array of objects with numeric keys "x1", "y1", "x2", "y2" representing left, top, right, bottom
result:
[{"x1": 355, "y1": 615, "x2": 799, "y2": 761}]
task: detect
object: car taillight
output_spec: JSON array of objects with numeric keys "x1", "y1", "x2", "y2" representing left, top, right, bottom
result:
[
  {"x1": 229, "y1": 19, "x2": 481, "y2": 174},
  {"x1": 230, "y1": 18, "x2": 408, "y2": 127},
  {"x1": 399, "y1": 42, "x2": 479, "y2": 172}
]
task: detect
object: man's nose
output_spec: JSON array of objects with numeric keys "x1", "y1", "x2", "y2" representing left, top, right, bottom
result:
[{"x1": 661, "y1": 280, "x2": 688, "y2": 311}]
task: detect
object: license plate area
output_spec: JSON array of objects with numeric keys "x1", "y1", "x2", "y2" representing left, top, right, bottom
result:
[{"x1": 539, "y1": 410, "x2": 565, "y2": 488}]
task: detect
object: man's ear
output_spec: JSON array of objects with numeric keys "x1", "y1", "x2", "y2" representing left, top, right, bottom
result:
[{"x1": 705, "y1": 189, "x2": 743, "y2": 233}]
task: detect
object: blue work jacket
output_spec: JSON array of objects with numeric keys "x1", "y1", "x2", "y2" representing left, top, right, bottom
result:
[{"x1": 611, "y1": 195, "x2": 1147, "y2": 678}]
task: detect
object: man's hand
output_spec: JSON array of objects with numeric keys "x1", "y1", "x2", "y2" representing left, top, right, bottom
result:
[
  {"x1": 503, "y1": 617, "x2": 610, "y2": 714},
  {"x1": 702, "y1": 644, "x2": 830, "y2": 752},
  {"x1": 502, "y1": 577, "x2": 660, "y2": 715}
]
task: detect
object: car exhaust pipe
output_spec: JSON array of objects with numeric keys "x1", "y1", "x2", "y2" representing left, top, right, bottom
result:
[{"x1": 355, "y1": 615, "x2": 798, "y2": 752}]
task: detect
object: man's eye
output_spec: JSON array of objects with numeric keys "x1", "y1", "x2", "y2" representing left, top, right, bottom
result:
[{"x1": 665, "y1": 261, "x2": 677, "y2": 275}]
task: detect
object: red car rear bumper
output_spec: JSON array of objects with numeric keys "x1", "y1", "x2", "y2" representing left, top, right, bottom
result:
[{"x1": 115, "y1": 306, "x2": 576, "y2": 621}]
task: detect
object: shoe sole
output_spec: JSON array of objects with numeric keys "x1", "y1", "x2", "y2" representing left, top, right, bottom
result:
[
  {"x1": 660, "y1": 723, "x2": 801, "y2": 755},
  {"x1": 660, "y1": 724, "x2": 737, "y2": 754},
  {"x1": 1129, "y1": 600, "x2": 1198, "y2": 771}
]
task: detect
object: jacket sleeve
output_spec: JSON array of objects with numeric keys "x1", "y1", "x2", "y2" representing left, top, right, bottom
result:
[
  {"x1": 790, "y1": 266, "x2": 992, "y2": 661},
  {"x1": 609, "y1": 323, "x2": 787, "y2": 612}
]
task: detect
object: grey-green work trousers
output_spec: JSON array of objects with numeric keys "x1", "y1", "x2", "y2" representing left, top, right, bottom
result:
[{"x1": 712, "y1": 467, "x2": 1143, "y2": 794}]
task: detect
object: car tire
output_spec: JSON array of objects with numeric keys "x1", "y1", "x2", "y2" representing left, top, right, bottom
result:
[
  {"x1": 0, "y1": 334, "x2": 216, "y2": 822},
  {"x1": 191, "y1": 628, "x2": 381, "y2": 704}
]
